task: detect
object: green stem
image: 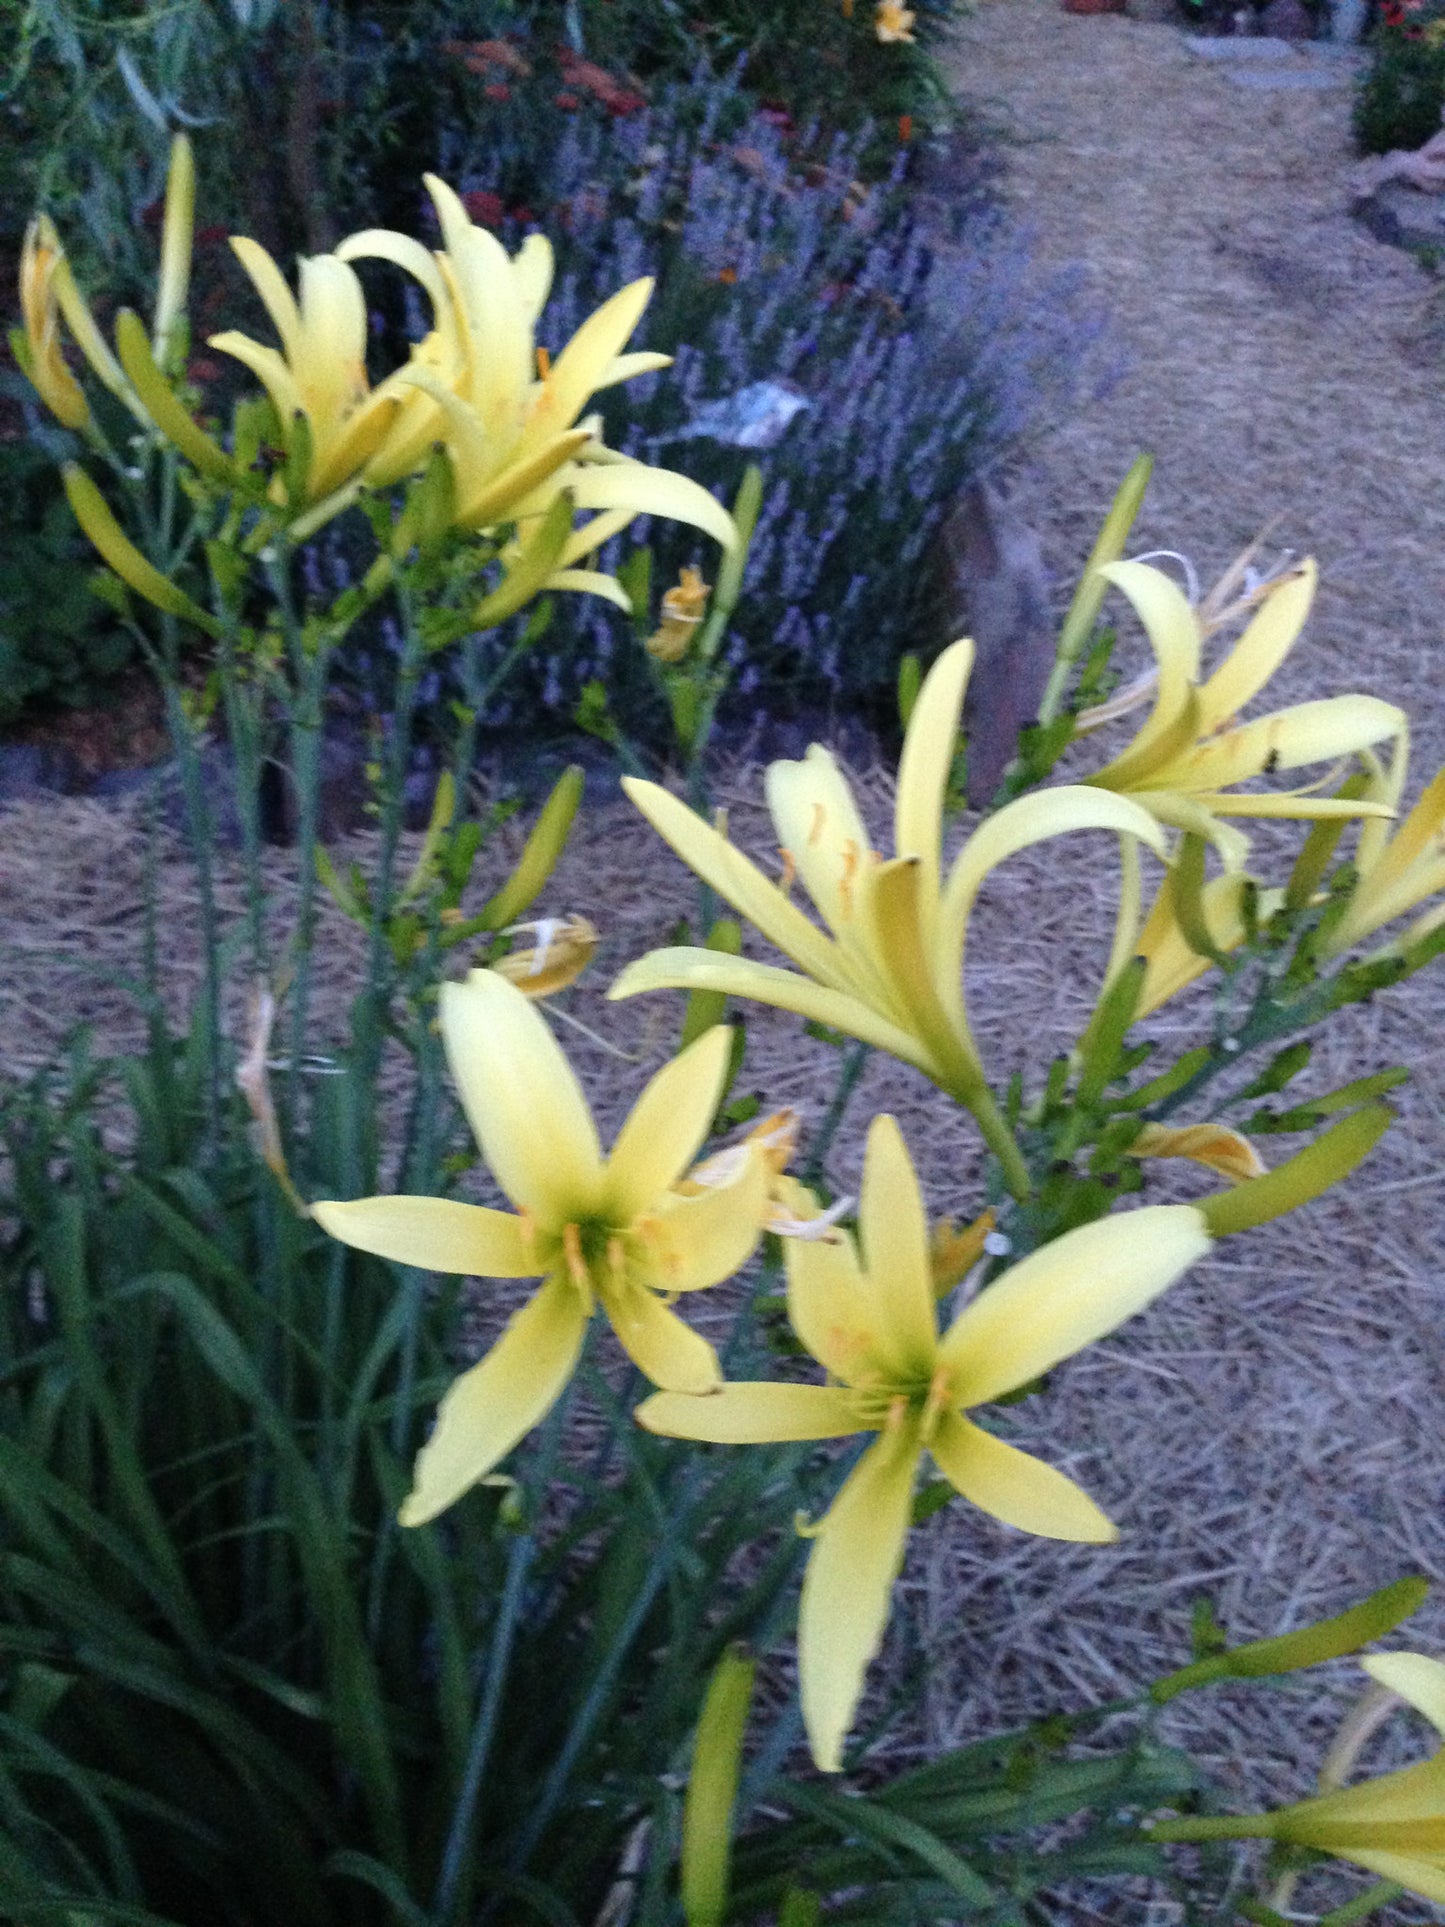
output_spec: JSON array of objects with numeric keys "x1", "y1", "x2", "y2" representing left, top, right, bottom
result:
[
  {"x1": 967, "y1": 1079, "x2": 1033, "y2": 1202},
  {"x1": 801, "y1": 1040, "x2": 871, "y2": 1189},
  {"x1": 432, "y1": 1376, "x2": 576, "y2": 1926},
  {"x1": 1149, "y1": 1814, "x2": 1273, "y2": 1844}
]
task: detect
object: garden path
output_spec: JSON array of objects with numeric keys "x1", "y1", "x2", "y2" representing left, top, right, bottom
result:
[{"x1": 944, "y1": 0, "x2": 1445, "y2": 771}]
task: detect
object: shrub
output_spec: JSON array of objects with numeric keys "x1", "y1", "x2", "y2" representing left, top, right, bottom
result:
[
  {"x1": 1353, "y1": 11, "x2": 1445, "y2": 155},
  {"x1": 0, "y1": 430, "x2": 131, "y2": 724}
]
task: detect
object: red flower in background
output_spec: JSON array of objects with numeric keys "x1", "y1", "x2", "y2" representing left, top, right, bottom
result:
[{"x1": 460, "y1": 189, "x2": 504, "y2": 228}]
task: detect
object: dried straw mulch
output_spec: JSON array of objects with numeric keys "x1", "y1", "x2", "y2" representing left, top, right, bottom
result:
[{"x1": 4, "y1": 10, "x2": 1445, "y2": 1909}]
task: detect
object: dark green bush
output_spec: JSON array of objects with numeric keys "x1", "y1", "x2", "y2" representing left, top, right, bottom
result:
[
  {"x1": 1353, "y1": 26, "x2": 1445, "y2": 155},
  {"x1": 0, "y1": 427, "x2": 132, "y2": 724}
]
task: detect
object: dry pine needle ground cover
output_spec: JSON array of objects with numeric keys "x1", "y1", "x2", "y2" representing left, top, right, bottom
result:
[{"x1": 5, "y1": 4, "x2": 1445, "y2": 1914}]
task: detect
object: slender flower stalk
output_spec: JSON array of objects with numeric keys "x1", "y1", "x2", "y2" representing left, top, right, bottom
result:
[
  {"x1": 638, "y1": 1114, "x2": 1212, "y2": 1770},
  {"x1": 612, "y1": 640, "x2": 1168, "y2": 1197},
  {"x1": 312, "y1": 971, "x2": 770, "y2": 1525}
]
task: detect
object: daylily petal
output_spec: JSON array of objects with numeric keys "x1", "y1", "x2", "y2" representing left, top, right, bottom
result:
[
  {"x1": 1137, "y1": 872, "x2": 1257, "y2": 1018},
  {"x1": 1195, "y1": 561, "x2": 1315, "y2": 733},
  {"x1": 893, "y1": 638, "x2": 972, "y2": 936},
  {"x1": 618, "y1": 780, "x2": 856, "y2": 993},
  {"x1": 767, "y1": 746, "x2": 876, "y2": 946},
  {"x1": 513, "y1": 232, "x2": 554, "y2": 322},
  {"x1": 544, "y1": 567, "x2": 634, "y2": 610},
  {"x1": 310, "y1": 1194, "x2": 536, "y2": 1276},
  {"x1": 399, "y1": 1271, "x2": 587, "y2": 1525},
  {"x1": 1364, "y1": 1654, "x2": 1445, "y2": 1739},
  {"x1": 643, "y1": 1153, "x2": 769, "y2": 1293},
  {"x1": 607, "y1": 947, "x2": 933, "y2": 1074},
  {"x1": 532, "y1": 275, "x2": 653, "y2": 434},
  {"x1": 336, "y1": 227, "x2": 452, "y2": 317},
  {"x1": 857, "y1": 1115, "x2": 938, "y2": 1378},
  {"x1": 439, "y1": 971, "x2": 604, "y2": 1221},
  {"x1": 941, "y1": 1204, "x2": 1211, "y2": 1407},
  {"x1": 1161, "y1": 696, "x2": 1405, "y2": 793},
  {"x1": 635, "y1": 1381, "x2": 864, "y2": 1443},
  {"x1": 864, "y1": 858, "x2": 982, "y2": 1096},
  {"x1": 209, "y1": 330, "x2": 304, "y2": 438},
  {"x1": 569, "y1": 462, "x2": 739, "y2": 554},
  {"x1": 230, "y1": 236, "x2": 303, "y2": 359},
  {"x1": 799, "y1": 1421, "x2": 919, "y2": 1772},
  {"x1": 937, "y1": 787, "x2": 1168, "y2": 1046},
  {"x1": 930, "y1": 1411, "x2": 1116, "y2": 1542},
  {"x1": 1342, "y1": 1851, "x2": 1445, "y2": 1906},
  {"x1": 1089, "y1": 562, "x2": 1202, "y2": 784},
  {"x1": 605, "y1": 1026, "x2": 733, "y2": 1220},
  {"x1": 787, "y1": 1231, "x2": 894, "y2": 1382},
  {"x1": 1282, "y1": 1756, "x2": 1445, "y2": 1834},
  {"x1": 605, "y1": 1282, "x2": 720, "y2": 1393}
]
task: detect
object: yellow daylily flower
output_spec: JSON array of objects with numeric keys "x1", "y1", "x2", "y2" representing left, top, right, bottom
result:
[
  {"x1": 211, "y1": 240, "x2": 435, "y2": 514},
  {"x1": 611, "y1": 638, "x2": 1169, "y2": 1197},
  {"x1": 312, "y1": 971, "x2": 770, "y2": 1526},
  {"x1": 1159, "y1": 1654, "x2": 1445, "y2": 1909},
  {"x1": 1081, "y1": 560, "x2": 1403, "y2": 860},
  {"x1": 1321, "y1": 752, "x2": 1445, "y2": 960},
  {"x1": 874, "y1": 1, "x2": 917, "y2": 40},
  {"x1": 638, "y1": 1114, "x2": 1212, "y2": 1772},
  {"x1": 338, "y1": 176, "x2": 738, "y2": 577}
]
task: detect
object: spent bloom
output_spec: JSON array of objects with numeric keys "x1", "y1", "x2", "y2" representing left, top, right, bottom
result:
[
  {"x1": 612, "y1": 639, "x2": 1167, "y2": 1196},
  {"x1": 874, "y1": 1, "x2": 917, "y2": 40},
  {"x1": 14, "y1": 134, "x2": 196, "y2": 435},
  {"x1": 313, "y1": 971, "x2": 769, "y2": 1525},
  {"x1": 639, "y1": 1114, "x2": 1212, "y2": 1770},
  {"x1": 1080, "y1": 560, "x2": 1402, "y2": 866}
]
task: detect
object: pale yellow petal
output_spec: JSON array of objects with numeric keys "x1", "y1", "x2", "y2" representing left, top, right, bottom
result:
[
  {"x1": 229, "y1": 236, "x2": 302, "y2": 360},
  {"x1": 786, "y1": 1230, "x2": 893, "y2": 1383},
  {"x1": 310, "y1": 1194, "x2": 535, "y2": 1276},
  {"x1": 1340, "y1": 1850, "x2": 1445, "y2": 1904},
  {"x1": 641, "y1": 1151, "x2": 769, "y2": 1293},
  {"x1": 513, "y1": 232, "x2": 554, "y2": 323},
  {"x1": 857, "y1": 1115, "x2": 938, "y2": 1378},
  {"x1": 766, "y1": 747, "x2": 874, "y2": 946},
  {"x1": 937, "y1": 787, "x2": 1168, "y2": 1045},
  {"x1": 569, "y1": 463, "x2": 739, "y2": 553},
  {"x1": 439, "y1": 970, "x2": 604, "y2": 1222},
  {"x1": 544, "y1": 567, "x2": 634, "y2": 610},
  {"x1": 604, "y1": 1027, "x2": 732, "y2": 1219},
  {"x1": 1090, "y1": 561, "x2": 1202, "y2": 782},
  {"x1": 635, "y1": 1382, "x2": 863, "y2": 1443},
  {"x1": 1363, "y1": 1654, "x2": 1445, "y2": 1739},
  {"x1": 1281, "y1": 1756, "x2": 1445, "y2": 1835},
  {"x1": 607, "y1": 947, "x2": 933, "y2": 1075},
  {"x1": 336, "y1": 228, "x2": 451, "y2": 316},
  {"x1": 606, "y1": 1282, "x2": 720, "y2": 1392},
  {"x1": 1162, "y1": 696, "x2": 1405, "y2": 792},
  {"x1": 893, "y1": 638, "x2": 972, "y2": 933},
  {"x1": 862, "y1": 858, "x2": 982, "y2": 1096},
  {"x1": 209, "y1": 330, "x2": 304, "y2": 437},
  {"x1": 400, "y1": 1272, "x2": 587, "y2": 1525},
  {"x1": 930, "y1": 1411, "x2": 1116, "y2": 1541},
  {"x1": 619, "y1": 779, "x2": 856, "y2": 993},
  {"x1": 799, "y1": 1423, "x2": 919, "y2": 1772},
  {"x1": 941, "y1": 1204, "x2": 1211, "y2": 1406},
  {"x1": 1194, "y1": 560, "x2": 1315, "y2": 733},
  {"x1": 533, "y1": 276, "x2": 653, "y2": 434}
]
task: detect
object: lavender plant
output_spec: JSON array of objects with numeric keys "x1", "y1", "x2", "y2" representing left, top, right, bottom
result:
[{"x1": 334, "y1": 72, "x2": 1110, "y2": 743}]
